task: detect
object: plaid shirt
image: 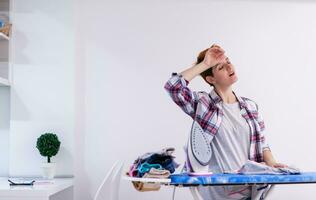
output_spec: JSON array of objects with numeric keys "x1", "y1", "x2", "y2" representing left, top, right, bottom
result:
[{"x1": 164, "y1": 73, "x2": 270, "y2": 163}]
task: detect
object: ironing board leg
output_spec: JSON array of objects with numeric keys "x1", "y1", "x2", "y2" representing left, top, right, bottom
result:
[
  {"x1": 172, "y1": 186, "x2": 176, "y2": 200},
  {"x1": 252, "y1": 185, "x2": 276, "y2": 200},
  {"x1": 189, "y1": 187, "x2": 204, "y2": 200},
  {"x1": 261, "y1": 185, "x2": 275, "y2": 199}
]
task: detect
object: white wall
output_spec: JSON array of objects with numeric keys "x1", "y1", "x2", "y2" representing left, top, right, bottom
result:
[
  {"x1": 74, "y1": 0, "x2": 316, "y2": 200},
  {"x1": 8, "y1": 0, "x2": 75, "y2": 177},
  {"x1": 3, "y1": 0, "x2": 316, "y2": 199}
]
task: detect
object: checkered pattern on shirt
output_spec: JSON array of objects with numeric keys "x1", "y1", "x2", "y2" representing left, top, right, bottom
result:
[{"x1": 164, "y1": 73, "x2": 270, "y2": 163}]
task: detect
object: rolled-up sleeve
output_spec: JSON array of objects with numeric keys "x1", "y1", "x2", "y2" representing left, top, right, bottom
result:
[
  {"x1": 256, "y1": 106, "x2": 270, "y2": 152},
  {"x1": 164, "y1": 73, "x2": 198, "y2": 119},
  {"x1": 261, "y1": 134, "x2": 270, "y2": 152}
]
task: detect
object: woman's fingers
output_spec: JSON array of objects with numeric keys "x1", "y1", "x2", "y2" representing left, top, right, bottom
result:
[
  {"x1": 211, "y1": 47, "x2": 225, "y2": 56},
  {"x1": 209, "y1": 48, "x2": 224, "y2": 56},
  {"x1": 210, "y1": 44, "x2": 224, "y2": 51},
  {"x1": 273, "y1": 163, "x2": 288, "y2": 168},
  {"x1": 211, "y1": 44, "x2": 221, "y2": 48}
]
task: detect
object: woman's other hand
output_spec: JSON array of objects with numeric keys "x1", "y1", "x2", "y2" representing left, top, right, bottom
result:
[
  {"x1": 269, "y1": 162, "x2": 289, "y2": 168},
  {"x1": 262, "y1": 161, "x2": 288, "y2": 168}
]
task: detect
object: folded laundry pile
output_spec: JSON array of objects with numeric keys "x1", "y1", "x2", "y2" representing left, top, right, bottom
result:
[
  {"x1": 224, "y1": 160, "x2": 301, "y2": 175},
  {"x1": 129, "y1": 147, "x2": 179, "y2": 192}
]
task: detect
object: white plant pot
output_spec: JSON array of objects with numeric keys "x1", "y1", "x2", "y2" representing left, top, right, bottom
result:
[{"x1": 41, "y1": 162, "x2": 56, "y2": 179}]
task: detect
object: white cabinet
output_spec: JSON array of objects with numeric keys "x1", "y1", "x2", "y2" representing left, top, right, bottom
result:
[
  {"x1": 0, "y1": 178, "x2": 74, "y2": 199},
  {"x1": 0, "y1": 0, "x2": 11, "y2": 86}
]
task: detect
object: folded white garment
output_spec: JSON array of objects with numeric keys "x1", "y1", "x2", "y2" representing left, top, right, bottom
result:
[{"x1": 224, "y1": 160, "x2": 300, "y2": 175}]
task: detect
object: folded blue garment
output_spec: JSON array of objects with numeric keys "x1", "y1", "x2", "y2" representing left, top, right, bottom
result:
[
  {"x1": 134, "y1": 147, "x2": 180, "y2": 177},
  {"x1": 224, "y1": 160, "x2": 301, "y2": 175},
  {"x1": 137, "y1": 162, "x2": 163, "y2": 174}
]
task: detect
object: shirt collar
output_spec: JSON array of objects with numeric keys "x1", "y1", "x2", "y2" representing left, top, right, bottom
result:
[{"x1": 209, "y1": 89, "x2": 247, "y2": 109}]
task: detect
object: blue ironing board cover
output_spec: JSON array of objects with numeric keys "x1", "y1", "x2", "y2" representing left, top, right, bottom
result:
[{"x1": 170, "y1": 172, "x2": 316, "y2": 186}]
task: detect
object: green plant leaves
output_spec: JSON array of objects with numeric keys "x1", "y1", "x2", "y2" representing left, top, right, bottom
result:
[{"x1": 36, "y1": 133, "x2": 61, "y2": 163}]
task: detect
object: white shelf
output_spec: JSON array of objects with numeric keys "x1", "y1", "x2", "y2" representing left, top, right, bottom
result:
[
  {"x1": 0, "y1": 77, "x2": 9, "y2": 86},
  {"x1": 0, "y1": 32, "x2": 9, "y2": 41}
]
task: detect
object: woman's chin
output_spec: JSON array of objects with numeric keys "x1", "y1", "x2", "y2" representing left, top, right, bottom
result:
[{"x1": 230, "y1": 75, "x2": 238, "y2": 83}]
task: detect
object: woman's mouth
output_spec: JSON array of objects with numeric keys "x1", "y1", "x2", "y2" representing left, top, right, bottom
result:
[{"x1": 229, "y1": 72, "x2": 235, "y2": 77}]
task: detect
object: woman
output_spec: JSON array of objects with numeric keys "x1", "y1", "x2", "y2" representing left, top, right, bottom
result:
[{"x1": 164, "y1": 44, "x2": 287, "y2": 200}]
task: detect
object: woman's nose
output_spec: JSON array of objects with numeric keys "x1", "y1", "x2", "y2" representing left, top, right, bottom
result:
[{"x1": 226, "y1": 64, "x2": 233, "y2": 71}]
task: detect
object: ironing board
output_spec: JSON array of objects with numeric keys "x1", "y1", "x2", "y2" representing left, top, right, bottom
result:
[
  {"x1": 170, "y1": 172, "x2": 316, "y2": 186},
  {"x1": 124, "y1": 172, "x2": 316, "y2": 200}
]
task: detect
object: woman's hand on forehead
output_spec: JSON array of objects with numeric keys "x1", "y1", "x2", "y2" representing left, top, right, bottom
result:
[{"x1": 202, "y1": 44, "x2": 229, "y2": 69}]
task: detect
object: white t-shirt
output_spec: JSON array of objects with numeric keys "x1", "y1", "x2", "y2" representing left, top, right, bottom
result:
[{"x1": 198, "y1": 101, "x2": 252, "y2": 200}]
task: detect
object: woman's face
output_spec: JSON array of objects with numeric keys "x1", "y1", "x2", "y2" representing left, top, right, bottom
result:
[{"x1": 211, "y1": 57, "x2": 238, "y2": 87}]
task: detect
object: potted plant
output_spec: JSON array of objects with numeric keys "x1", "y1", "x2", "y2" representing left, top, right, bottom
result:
[{"x1": 36, "y1": 133, "x2": 61, "y2": 179}]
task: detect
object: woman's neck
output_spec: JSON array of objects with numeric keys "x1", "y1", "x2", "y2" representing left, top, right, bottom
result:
[{"x1": 214, "y1": 86, "x2": 237, "y2": 104}]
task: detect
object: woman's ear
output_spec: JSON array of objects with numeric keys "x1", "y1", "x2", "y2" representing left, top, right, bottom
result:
[{"x1": 205, "y1": 75, "x2": 215, "y2": 85}]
